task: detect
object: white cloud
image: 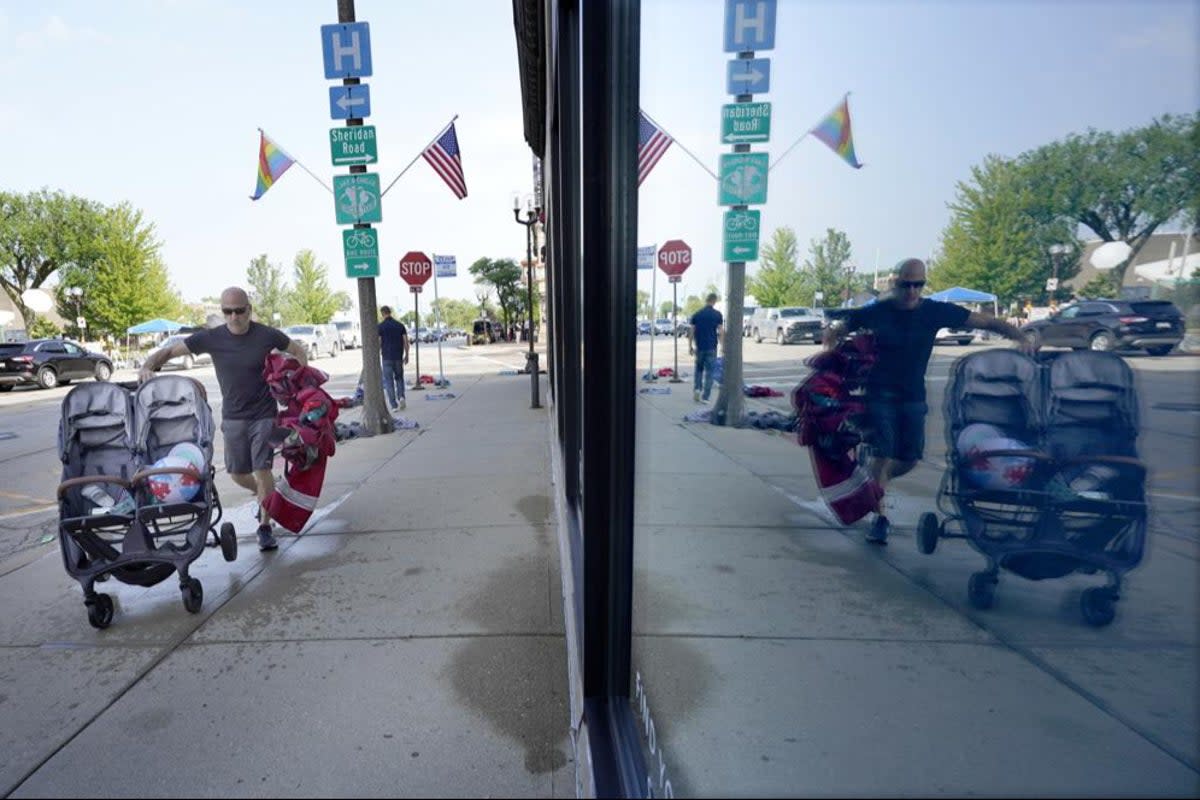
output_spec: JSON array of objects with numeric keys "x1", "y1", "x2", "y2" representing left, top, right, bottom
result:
[{"x1": 15, "y1": 15, "x2": 110, "y2": 50}]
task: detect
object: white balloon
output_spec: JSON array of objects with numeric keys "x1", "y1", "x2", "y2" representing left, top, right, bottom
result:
[
  {"x1": 1089, "y1": 241, "x2": 1132, "y2": 272},
  {"x1": 20, "y1": 288, "x2": 53, "y2": 313}
]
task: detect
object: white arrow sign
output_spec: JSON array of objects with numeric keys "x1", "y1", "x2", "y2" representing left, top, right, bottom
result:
[
  {"x1": 336, "y1": 93, "x2": 367, "y2": 111},
  {"x1": 730, "y1": 67, "x2": 765, "y2": 84},
  {"x1": 732, "y1": 245, "x2": 753, "y2": 255}
]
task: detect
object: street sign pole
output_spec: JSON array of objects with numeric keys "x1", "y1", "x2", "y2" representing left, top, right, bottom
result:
[
  {"x1": 411, "y1": 289, "x2": 423, "y2": 391},
  {"x1": 431, "y1": 254, "x2": 445, "y2": 386},
  {"x1": 648, "y1": 254, "x2": 657, "y2": 380},
  {"x1": 670, "y1": 281, "x2": 682, "y2": 383}
]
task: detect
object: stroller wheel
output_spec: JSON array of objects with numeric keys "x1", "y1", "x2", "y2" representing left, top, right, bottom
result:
[
  {"x1": 917, "y1": 512, "x2": 939, "y2": 555},
  {"x1": 967, "y1": 572, "x2": 996, "y2": 610},
  {"x1": 87, "y1": 594, "x2": 115, "y2": 629},
  {"x1": 181, "y1": 578, "x2": 203, "y2": 614},
  {"x1": 219, "y1": 522, "x2": 238, "y2": 562},
  {"x1": 1080, "y1": 587, "x2": 1116, "y2": 627}
]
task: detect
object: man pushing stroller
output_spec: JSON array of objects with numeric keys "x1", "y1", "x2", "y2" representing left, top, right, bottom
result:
[{"x1": 823, "y1": 258, "x2": 1035, "y2": 544}]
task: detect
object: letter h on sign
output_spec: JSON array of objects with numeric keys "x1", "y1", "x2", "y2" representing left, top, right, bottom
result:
[
  {"x1": 723, "y1": 0, "x2": 777, "y2": 52},
  {"x1": 321, "y1": 22, "x2": 373, "y2": 79}
]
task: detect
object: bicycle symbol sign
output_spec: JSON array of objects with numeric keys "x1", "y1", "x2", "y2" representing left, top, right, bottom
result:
[
  {"x1": 333, "y1": 173, "x2": 383, "y2": 224},
  {"x1": 342, "y1": 227, "x2": 380, "y2": 279},
  {"x1": 722, "y1": 209, "x2": 760, "y2": 263}
]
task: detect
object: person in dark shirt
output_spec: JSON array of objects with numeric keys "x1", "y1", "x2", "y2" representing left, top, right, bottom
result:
[
  {"x1": 378, "y1": 306, "x2": 410, "y2": 411},
  {"x1": 825, "y1": 258, "x2": 1034, "y2": 544},
  {"x1": 688, "y1": 293, "x2": 725, "y2": 403},
  {"x1": 139, "y1": 287, "x2": 308, "y2": 551}
]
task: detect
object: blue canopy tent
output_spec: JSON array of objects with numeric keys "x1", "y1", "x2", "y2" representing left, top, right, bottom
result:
[
  {"x1": 126, "y1": 318, "x2": 184, "y2": 335},
  {"x1": 928, "y1": 286, "x2": 998, "y2": 316}
]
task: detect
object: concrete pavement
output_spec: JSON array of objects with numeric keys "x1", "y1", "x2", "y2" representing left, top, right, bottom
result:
[{"x1": 0, "y1": 340, "x2": 1196, "y2": 797}]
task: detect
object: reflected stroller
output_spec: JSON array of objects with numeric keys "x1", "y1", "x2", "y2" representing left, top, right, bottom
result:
[
  {"x1": 916, "y1": 350, "x2": 1147, "y2": 627},
  {"x1": 56, "y1": 376, "x2": 236, "y2": 629}
]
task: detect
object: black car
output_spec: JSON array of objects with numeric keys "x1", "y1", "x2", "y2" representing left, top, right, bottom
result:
[
  {"x1": 0, "y1": 338, "x2": 114, "y2": 391},
  {"x1": 1021, "y1": 299, "x2": 1185, "y2": 356}
]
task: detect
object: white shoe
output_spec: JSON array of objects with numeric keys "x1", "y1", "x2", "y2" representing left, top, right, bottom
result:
[
  {"x1": 398, "y1": 398, "x2": 406, "y2": 411},
  {"x1": 693, "y1": 390, "x2": 701, "y2": 402}
]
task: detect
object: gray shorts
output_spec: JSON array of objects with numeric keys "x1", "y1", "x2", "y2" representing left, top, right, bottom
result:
[{"x1": 220, "y1": 417, "x2": 276, "y2": 475}]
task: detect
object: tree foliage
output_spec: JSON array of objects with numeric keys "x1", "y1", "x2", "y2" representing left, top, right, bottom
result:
[
  {"x1": 747, "y1": 227, "x2": 802, "y2": 306},
  {"x1": 246, "y1": 254, "x2": 289, "y2": 324},
  {"x1": 431, "y1": 297, "x2": 478, "y2": 331},
  {"x1": 285, "y1": 250, "x2": 340, "y2": 324},
  {"x1": 803, "y1": 228, "x2": 857, "y2": 305},
  {"x1": 469, "y1": 257, "x2": 523, "y2": 329}
]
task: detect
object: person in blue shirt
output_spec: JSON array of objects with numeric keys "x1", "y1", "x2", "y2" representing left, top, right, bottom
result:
[
  {"x1": 378, "y1": 306, "x2": 410, "y2": 411},
  {"x1": 825, "y1": 258, "x2": 1034, "y2": 545},
  {"x1": 688, "y1": 293, "x2": 724, "y2": 403}
]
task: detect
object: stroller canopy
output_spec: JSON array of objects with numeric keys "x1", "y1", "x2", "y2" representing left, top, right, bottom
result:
[{"x1": 127, "y1": 318, "x2": 185, "y2": 335}]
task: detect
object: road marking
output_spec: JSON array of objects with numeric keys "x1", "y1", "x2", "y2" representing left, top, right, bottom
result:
[{"x1": 0, "y1": 503, "x2": 56, "y2": 521}]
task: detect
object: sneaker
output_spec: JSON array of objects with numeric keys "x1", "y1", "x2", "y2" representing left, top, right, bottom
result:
[
  {"x1": 390, "y1": 403, "x2": 399, "y2": 411},
  {"x1": 257, "y1": 524, "x2": 278, "y2": 552},
  {"x1": 866, "y1": 515, "x2": 889, "y2": 545},
  {"x1": 398, "y1": 398, "x2": 406, "y2": 411},
  {"x1": 693, "y1": 390, "x2": 701, "y2": 402}
]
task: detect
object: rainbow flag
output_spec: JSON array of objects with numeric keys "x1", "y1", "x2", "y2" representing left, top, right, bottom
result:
[
  {"x1": 250, "y1": 131, "x2": 295, "y2": 200},
  {"x1": 810, "y1": 95, "x2": 862, "y2": 169}
]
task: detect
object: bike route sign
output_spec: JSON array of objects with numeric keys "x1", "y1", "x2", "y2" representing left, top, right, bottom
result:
[
  {"x1": 333, "y1": 173, "x2": 382, "y2": 224},
  {"x1": 718, "y1": 152, "x2": 769, "y2": 205},
  {"x1": 720, "y1": 102, "x2": 771, "y2": 144},
  {"x1": 342, "y1": 228, "x2": 380, "y2": 278},
  {"x1": 330, "y1": 125, "x2": 378, "y2": 166},
  {"x1": 722, "y1": 209, "x2": 760, "y2": 262}
]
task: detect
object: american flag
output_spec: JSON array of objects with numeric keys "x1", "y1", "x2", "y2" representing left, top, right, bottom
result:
[
  {"x1": 422, "y1": 122, "x2": 468, "y2": 199},
  {"x1": 638, "y1": 110, "x2": 673, "y2": 187}
]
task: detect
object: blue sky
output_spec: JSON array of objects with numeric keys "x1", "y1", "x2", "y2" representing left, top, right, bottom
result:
[{"x1": 0, "y1": 0, "x2": 1196, "y2": 311}]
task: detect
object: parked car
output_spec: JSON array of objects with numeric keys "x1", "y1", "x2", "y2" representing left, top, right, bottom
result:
[
  {"x1": 935, "y1": 327, "x2": 976, "y2": 346},
  {"x1": 743, "y1": 305, "x2": 758, "y2": 337},
  {"x1": 1021, "y1": 299, "x2": 1184, "y2": 356},
  {"x1": 0, "y1": 338, "x2": 114, "y2": 391},
  {"x1": 750, "y1": 307, "x2": 824, "y2": 344},
  {"x1": 471, "y1": 319, "x2": 499, "y2": 345},
  {"x1": 148, "y1": 335, "x2": 212, "y2": 370},
  {"x1": 333, "y1": 319, "x2": 361, "y2": 349},
  {"x1": 653, "y1": 318, "x2": 674, "y2": 336},
  {"x1": 637, "y1": 321, "x2": 652, "y2": 336},
  {"x1": 284, "y1": 324, "x2": 339, "y2": 359}
]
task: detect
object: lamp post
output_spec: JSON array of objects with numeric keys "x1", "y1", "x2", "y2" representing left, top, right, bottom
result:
[
  {"x1": 1048, "y1": 244, "x2": 1069, "y2": 305},
  {"x1": 67, "y1": 286, "x2": 84, "y2": 338},
  {"x1": 512, "y1": 193, "x2": 541, "y2": 409},
  {"x1": 843, "y1": 262, "x2": 856, "y2": 306}
]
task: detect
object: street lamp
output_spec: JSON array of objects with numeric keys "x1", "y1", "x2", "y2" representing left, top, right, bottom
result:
[
  {"x1": 1048, "y1": 244, "x2": 1070, "y2": 305},
  {"x1": 66, "y1": 286, "x2": 84, "y2": 338},
  {"x1": 512, "y1": 192, "x2": 541, "y2": 409}
]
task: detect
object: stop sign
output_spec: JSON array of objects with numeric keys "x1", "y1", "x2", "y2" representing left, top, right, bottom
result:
[
  {"x1": 399, "y1": 251, "x2": 433, "y2": 286},
  {"x1": 657, "y1": 239, "x2": 692, "y2": 277}
]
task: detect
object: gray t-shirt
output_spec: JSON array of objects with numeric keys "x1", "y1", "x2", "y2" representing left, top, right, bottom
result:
[{"x1": 185, "y1": 321, "x2": 290, "y2": 420}]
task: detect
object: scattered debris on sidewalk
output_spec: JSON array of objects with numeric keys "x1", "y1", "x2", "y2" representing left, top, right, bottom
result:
[
  {"x1": 639, "y1": 387, "x2": 672, "y2": 395},
  {"x1": 744, "y1": 385, "x2": 784, "y2": 397},
  {"x1": 425, "y1": 392, "x2": 456, "y2": 401}
]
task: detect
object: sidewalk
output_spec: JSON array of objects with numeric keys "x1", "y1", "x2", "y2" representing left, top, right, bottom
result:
[{"x1": 0, "y1": 372, "x2": 572, "y2": 798}]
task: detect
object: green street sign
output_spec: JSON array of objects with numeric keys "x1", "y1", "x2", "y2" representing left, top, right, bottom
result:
[
  {"x1": 333, "y1": 173, "x2": 382, "y2": 225},
  {"x1": 721, "y1": 102, "x2": 772, "y2": 144},
  {"x1": 330, "y1": 125, "x2": 378, "y2": 166},
  {"x1": 342, "y1": 227, "x2": 380, "y2": 278},
  {"x1": 722, "y1": 209, "x2": 761, "y2": 262},
  {"x1": 718, "y1": 152, "x2": 769, "y2": 206}
]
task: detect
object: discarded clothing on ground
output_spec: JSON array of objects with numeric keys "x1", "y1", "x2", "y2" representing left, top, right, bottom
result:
[
  {"x1": 744, "y1": 384, "x2": 784, "y2": 397},
  {"x1": 793, "y1": 335, "x2": 882, "y2": 526},
  {"x1": 639, "y1": 387, "x2": 671, "y2": 395},
  {"x1": 682, "y1": 409, "x2": 713, "y2": 423},
  {"x1": 262, "y1": 353, "x2": 338, "y2": 533},
  {"x1": 743, "y1": 410, "x2": 796, "y2": 430}
]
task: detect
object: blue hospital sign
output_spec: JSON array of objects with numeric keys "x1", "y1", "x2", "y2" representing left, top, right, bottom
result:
[
  {"x1": 321, "y1": 22, "x2": 373, "y2": 79},
  {"x1": 723, "y1": 0, "x2": 777, "y2": 52}
]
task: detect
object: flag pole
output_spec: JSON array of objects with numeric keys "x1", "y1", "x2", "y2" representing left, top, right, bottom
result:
[
  {"x1": 769, "y1": 92, "x2": 853, "y2": 173},
  {"x1": 381, "y1": 114, "x2": 460, "y2": 198},
  {"x1": 640, "y1": 109, "x2": 719, "y2": 181},
  {"x1": 259, "y1": 128, "x2": 333, "y2": 194}
]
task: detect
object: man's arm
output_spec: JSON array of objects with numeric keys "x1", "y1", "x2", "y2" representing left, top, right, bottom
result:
[
  {"x1": 403, "y1": 330, "x2": 410, "y2": 363},
  {"x1": 284, "y1": 338, "x2": 309, "y2": 367},
  {"x1": 966, "y1": 311, "x2": 1036, "y2": 354},
  {"x1": 138, "y1": 340, "x2": 191, "y2": 382}
]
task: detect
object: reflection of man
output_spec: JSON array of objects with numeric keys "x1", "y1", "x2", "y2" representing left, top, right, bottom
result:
[
  {"x1": 139, "y1": 287, "x2": 308, "y2": 551},
  {"x1": 824, "y1": 259, "x2": 1035, "y2": 544},
  {"x1": 687, "y1": 293, "x2": 724, "y2": 404}
]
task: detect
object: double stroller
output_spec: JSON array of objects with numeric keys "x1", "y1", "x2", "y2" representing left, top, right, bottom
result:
[
  {"x1": 918, "y1": 349, "x2": 1146, "y2": 626},
  {"x1": 56, "y1": 376, "x2": 237, "y2": 629}
]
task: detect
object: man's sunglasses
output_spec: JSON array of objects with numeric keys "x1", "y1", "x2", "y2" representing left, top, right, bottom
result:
[
  {"x1": 222, "y1": 306, "x2": 248, "y2": 315},
  {"x1": 897, "y1": 280, "x2": 926, "y2": 289}
]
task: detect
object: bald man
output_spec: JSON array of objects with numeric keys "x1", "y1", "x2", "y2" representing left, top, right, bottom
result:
[
  {"x1": 825, "y1": 258, "x2": 1034, "y2": 544},
  {"x1": 140, "y1": 287, "x2": 308, "y2": 551}
]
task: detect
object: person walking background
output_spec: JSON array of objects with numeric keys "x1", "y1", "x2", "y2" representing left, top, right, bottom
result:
[
  {"x1": 138, "y1": 286, "x2": 308, "y2": 551},
  {"x1": 688, "y1": 292, "x2": 724, "y2": 403},
  {"x1": 824, "y1": 258, "x2": 1035, "y2": 545},
  {"x1": 378, "y1": 306, "x2": 410, "y2": 411}
]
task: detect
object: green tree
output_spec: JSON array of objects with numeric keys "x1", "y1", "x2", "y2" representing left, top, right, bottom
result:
[
  {"x1": 469, "y1": 257, "x2": 523, "y2": 331},
  {"x1": 931, "y1": 155, "x2": 1077, "y2": 304},
  {"x1": 285, "y1": 249, "x2": 340, "y2": 323},
  {"x1": 658, "y1": 300, "x2": 678, "y2": 318},
  {"x1": 58, "y1": 203, "x2": 180, "y2": 337},
  {"x1": 803, "y1": 228, "x2": 855, "y2": 306},
  {"x1": 431, "y1": 297, "x2": 478, "y2": 331},
  {"x1": 0, "y1": 189, "x2": 107, "y2": 330},
  {"x1": 681, "y1": 293, "x2": 704, "y2": 318},
  {"x1": 1018, "y1": 113, "x2": 1199, "y2": 286},
  {"x1": 747, "y1": 227, "x2": 803, "y2": 306},
  {"x1": 636, "y1": 290, "x2": 651, "y2": 320},
  {"x1": 246, "y1": 254, "x2": 288, "y2": 324}
]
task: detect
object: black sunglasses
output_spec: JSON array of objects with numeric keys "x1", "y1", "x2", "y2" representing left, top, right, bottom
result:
[
  {"x1": 897, "y1": 280, "x2": 926, "y2": 289},
  {"x1": 222, "y1": 306, "x2": 248, "y2": 315}
]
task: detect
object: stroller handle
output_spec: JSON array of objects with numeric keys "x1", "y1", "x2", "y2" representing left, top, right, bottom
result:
[{"x1": 57, "y1": 474, "x2": 131, "y2": 499}]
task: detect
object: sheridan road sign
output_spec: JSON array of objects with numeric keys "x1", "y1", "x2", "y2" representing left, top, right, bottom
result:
[{"x1": 330, "y1": 125, "x2": 378, "y2": 166}]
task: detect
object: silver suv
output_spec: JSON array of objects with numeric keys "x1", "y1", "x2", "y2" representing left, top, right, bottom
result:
[
  {"x1": 285, "y1": 324, "x2": 339, "y2": 359},
  {"x1": 750, "y1": 306, "x2": 824, "y2": 344}
]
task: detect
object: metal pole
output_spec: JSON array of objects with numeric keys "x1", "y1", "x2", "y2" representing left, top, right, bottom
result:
[
  {"x1": 669, "y1": 281, "x2": 682, "y2": 382},
  {"x1": 411, "y1": 290, "x2": 424, "y2": 391},
  {"x1": 431, "y1": 254, "x2": 445, "y2": 385},
  {"x1": 647, "y1": 257, "x2": 657, "y2": 379},
  {"x1": 526, "y1": 211, "x2": 541, "y2": 408}
]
